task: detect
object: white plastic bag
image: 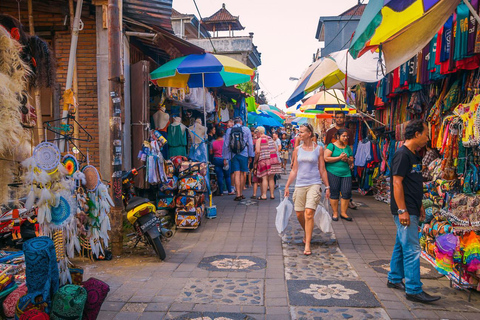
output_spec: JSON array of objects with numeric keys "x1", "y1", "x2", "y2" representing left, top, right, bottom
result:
[
  {"x1": 275, "y1": 197, "x2": 293, "y2": 234},
  {"x1": 314, "y1": 189, "x2": 333, "y2": 233}
]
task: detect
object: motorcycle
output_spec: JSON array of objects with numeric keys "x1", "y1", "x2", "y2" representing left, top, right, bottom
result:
[{"x1": 122, "y1": 166, "x2": 166, "y2": 260}]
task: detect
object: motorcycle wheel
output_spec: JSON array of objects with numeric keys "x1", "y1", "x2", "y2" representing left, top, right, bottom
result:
[{"x1": 146, "y1": 234, "x2": 166, "y2": 260}]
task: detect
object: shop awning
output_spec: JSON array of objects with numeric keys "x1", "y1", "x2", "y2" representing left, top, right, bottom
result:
[
  {"x1": 124, "y1": 0, "x2": 174, "y2": 32},
  {"x1": 124, "y1": 17, "x2": 205, "y2": 62}
]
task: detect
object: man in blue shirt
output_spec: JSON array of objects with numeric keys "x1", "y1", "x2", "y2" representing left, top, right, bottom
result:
[{"x1": 223, "y1": 117, "x2": 255, "y2": 201}]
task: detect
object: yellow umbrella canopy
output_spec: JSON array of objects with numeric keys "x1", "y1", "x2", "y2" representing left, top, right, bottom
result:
[{"x1": 349, "y1": 0, "x2": 460, "y2": 73}]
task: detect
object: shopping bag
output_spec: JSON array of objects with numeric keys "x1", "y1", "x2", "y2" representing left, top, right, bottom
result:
[
  {"x1": 275, "y1": 197, "x2": 293, "y2": 234},
  {"x1": 314, "y1": 204, "x2": 333, "y2": 233}
]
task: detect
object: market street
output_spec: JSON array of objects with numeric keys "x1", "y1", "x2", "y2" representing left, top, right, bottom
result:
[{"x1": 81, "y1": 174, "x2": 480, "y2": 320}]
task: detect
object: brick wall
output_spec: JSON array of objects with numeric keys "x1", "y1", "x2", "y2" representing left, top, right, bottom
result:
[
  {"x1": 0, "y1": 2, "x2": 100, "y2": 167},
  {"x1": 54, "y1": 20, "x2": 99, "y2": 166}
]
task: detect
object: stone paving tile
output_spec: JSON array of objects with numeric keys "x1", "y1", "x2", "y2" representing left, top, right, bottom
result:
[
  {"x1": 287, "y1": 280, "x2": 381, "y2": 308},
  {"x1": 292, "y1": 306, "x2": 390, "y2": 320},
  {"x1": 169, "y1": 311, "x2": 257, "y2": 320},
  {"x1": 176, "y1": 278, "x2": 264, "y2": 305},
  {"x1": 198, "y1": 255, "x2": 267, "y2": 272},
  {"x1": 368, "y1": 259, "x2": 443, "y2": 279},
  {"x1": 120, "y1": 302, "x2": 147, "y2": 313},
  {"x1": 138, "y1": 312, "x2": 167, "y2": 320}
]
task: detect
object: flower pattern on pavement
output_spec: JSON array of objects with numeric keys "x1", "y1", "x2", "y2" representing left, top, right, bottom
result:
[
  {"x1": 211, "y1": 258, "x2": 256, "y2": 270},
  {"x1": 300, "y1": 284, "x2": 359, "y2": 300}
]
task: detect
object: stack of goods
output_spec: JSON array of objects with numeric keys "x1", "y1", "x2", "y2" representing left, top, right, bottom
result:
[
  {"x1": 419, "y1": 189, "x2": 480, "y2": 289},
  {"x1": 373, "y1": 175, "x2": 391, "y2": 204},
  {"x1": 0, "y1": 237, "x2": 110, "y2": 319},
  {"x1": 156, "y1": 156, "x2": 207, "y2": 230}
]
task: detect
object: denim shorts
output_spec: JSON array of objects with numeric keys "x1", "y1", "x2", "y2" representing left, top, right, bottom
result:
[{"x1": 231, "y1": 154, "x2": 249, "y2": 173}]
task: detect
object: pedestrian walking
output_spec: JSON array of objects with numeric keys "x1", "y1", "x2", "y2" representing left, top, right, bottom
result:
[
  {"x1": 280, "y1": 133, "x2": 290, "y2": 173},
  {"x1": 211, "y1": 129, "x2": 234, "y2": 195},
  {"x1": 387, "y1": 119, "x2": 440, "y2": 303},
  {"x1": 223, "y1": 117, "x2": 255, "y2": 201},
  {"x1": 324, "y1": 129, "x2": 354, "y2": 221},
  {"x1": 325, "y1": 111, "x2": 358, "y2": 210},
  {"x1": 253, "y1": 126, "x2": 282, "y2": 200},
  {"x1": 251, "y1": 128, "x2": 262, "y2": 199},
  {"x1": 284, "y1": 123, "x2": 330, "y2": 256}
]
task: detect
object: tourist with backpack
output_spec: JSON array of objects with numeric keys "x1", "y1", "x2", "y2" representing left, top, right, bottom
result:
[{"x1": 223, "y1": 117, "x2": 255, "y2": 201}]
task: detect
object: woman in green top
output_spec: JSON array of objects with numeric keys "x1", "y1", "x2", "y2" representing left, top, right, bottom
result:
[{"x1": 324, "y1": 128, "x2": 354, "y2": 221}]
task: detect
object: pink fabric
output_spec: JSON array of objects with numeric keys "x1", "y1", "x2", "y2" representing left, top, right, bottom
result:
[
  {"x1": 212, "y1": 139, "x2": 224, "y2": 158},
  {"x1": 3, "y1": 283, "x2": 27, "y2": 317}
]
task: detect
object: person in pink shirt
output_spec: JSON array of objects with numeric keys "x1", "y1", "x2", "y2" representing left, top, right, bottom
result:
[{"x1": 211, "y1": 128, "x2": 234, "y2": 195}]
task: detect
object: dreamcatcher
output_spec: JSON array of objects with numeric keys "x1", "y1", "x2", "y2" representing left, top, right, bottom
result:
[
  {"x1": 79, "y1": 165, "x2": 112, "y2": 258},
  {"x1": 22, "y1": 142, "x2": 76, "y2": 284}
]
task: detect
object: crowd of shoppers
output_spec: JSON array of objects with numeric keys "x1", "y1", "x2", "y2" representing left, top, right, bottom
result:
[{"x1": 209, "y1": 115, "x2": 439, "y2": 304}]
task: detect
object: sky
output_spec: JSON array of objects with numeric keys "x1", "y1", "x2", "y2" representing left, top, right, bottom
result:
[{"x1": 173, "y1": 0, "x2": 363, "y2": 110}]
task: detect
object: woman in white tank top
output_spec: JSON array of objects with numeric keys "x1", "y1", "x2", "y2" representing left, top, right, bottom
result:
[{"x1": 284, "y1": 124, "x2": 330, "y2": 256}]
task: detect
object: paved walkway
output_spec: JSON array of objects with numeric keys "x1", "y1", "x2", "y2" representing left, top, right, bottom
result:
[{"x1": 80, "y1": 174, "x2": 480, "y2": 320}]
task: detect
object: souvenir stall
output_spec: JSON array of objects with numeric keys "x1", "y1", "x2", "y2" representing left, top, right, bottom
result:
[
  {"x1": 148, "y1": 53, "x2": 254, "y2": 229},
  {"x1": 359, "y1": 1, "x2": 480, "y2": 295},
  {"x1": 0, "y1": 15, "x2": 110, "y2": 318}
]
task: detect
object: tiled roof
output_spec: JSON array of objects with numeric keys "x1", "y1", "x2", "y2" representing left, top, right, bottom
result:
[
  {"x1": 203, "y1": 3, "x2": 240, "y2": 23},
  {"x1": 202, "y1": 3, "x2": 244, "y2": 31},
  {"x1": 171, "y1": 8, "x2": 187, "y2": 18},
  {"x1": 339, "y1": 3, "x2": 366, "y2": 16}
]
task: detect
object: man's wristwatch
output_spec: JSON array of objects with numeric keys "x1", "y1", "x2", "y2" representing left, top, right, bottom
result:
[
  {"x1": 325, "y1": 186, "x2": 330, "y2": 190},
  {"x1": 397, "y1": 209, "x2": 407, "y2": 214}
]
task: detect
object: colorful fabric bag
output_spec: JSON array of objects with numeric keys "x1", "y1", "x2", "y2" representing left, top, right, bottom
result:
[
  {"x1": 170, "y1": 156, "x2": 188, "y2": 169},
  {"x1": 164, "y1": 160, "x2": 175, "y2": 178},
  {"x1": 157, "y1": 192, "x2": 176, "y2": 209},
  {"x1": 159, "y1": 176, "x2": 178, "y2": 192},
  {"x1": 50, "y1": 285, "x2": 87, "y2": 320},
  {"x1": 82, "y1": 278, "x2": 110, "y2": 320},
  {"x1": 175, "y1": 190, "x2": 197, "y2": 211},
  {"x1": 178, "y1": 161, "x2": 207, "y2": 178},
  {"x1": 178, "y1": 174, "x2": 206, "y2": 192},
  {"x1": 175, "y1": 205, "x2": 204, "y2": 229}
]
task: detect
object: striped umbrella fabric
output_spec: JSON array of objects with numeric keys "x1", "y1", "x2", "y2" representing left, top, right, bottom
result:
[
  {"x1": 286, "y1": 57, "x2": 343, "y2": 107},
  {"x1": 150, "y1": 53, "x2": 254, "y2": 88},
  {"x1": 349, "y1": 0, "x2": 460, "y2": 73}
]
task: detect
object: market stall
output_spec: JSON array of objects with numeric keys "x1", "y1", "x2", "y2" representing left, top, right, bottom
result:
[
  {"x1": 347, "y1": 1, "x2": 480, "y2": 294},
  {"x1": 0, "y1": 14, "x2": 111, "y2": 318},
  {"x1": 147, "y1": 53, "x2": 254, "y2": 229}
]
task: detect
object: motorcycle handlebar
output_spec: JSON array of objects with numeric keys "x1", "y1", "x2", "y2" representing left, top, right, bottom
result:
[{"x1": 122, "y1": 165, "x2": 146, "y2": 182}]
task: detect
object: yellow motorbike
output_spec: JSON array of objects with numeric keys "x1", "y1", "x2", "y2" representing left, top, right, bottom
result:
[{"x1": 123, "y1": 168, "x2": 166, "y2": 260}]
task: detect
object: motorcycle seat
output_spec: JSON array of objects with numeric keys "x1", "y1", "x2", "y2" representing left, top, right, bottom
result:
[{"x1": 126, "y1": 197, "x2": 151, "y2": 212}]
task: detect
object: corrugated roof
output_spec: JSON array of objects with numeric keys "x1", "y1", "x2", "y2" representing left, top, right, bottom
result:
[
  {"x1": 124, "y1": 16, "x2": 204, "y2": 62},
  {"x1": 124, "y1": 0, "x2": 173, "y2": 32},
  {"x1": 339, "y1": 3, "x2": 366, "y2": 16},
  {"x1": 202, "y1": 3, "x2": 244, "y2": 31}
]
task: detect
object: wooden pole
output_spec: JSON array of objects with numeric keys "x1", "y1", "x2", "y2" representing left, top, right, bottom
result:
[
  {"x1": 108, "y1": 0, "x2": 124, "y2": 256},
  {"x1": 69, "y1": 0, "x2": 80, "y2": 145},
  {"x1": 27, "y1": 0, "x2": 44, "y2": 143}
]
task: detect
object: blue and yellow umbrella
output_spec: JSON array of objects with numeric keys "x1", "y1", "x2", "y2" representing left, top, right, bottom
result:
[{"x1": 150, "y1": 53, "x2": 254, "y2": 88}]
